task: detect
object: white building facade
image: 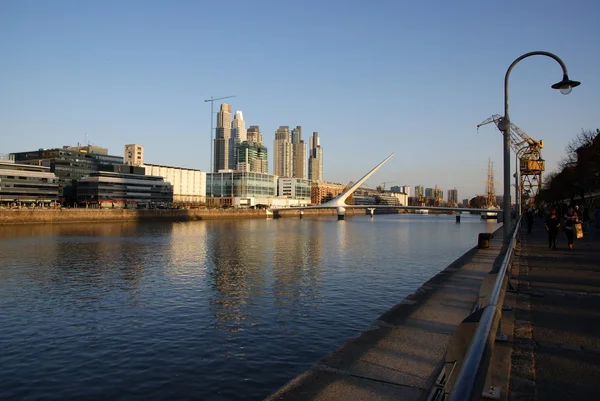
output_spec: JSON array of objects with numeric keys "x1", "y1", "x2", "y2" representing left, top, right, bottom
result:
[{"x1": 143, "y1": 164, "x2": 206, "y2": 204}]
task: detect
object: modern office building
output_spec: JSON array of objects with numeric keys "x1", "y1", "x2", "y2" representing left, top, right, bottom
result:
[
  {"x1": 273, "y1": 126, "x2": 292, "y2": 177},
  {"x1": 122, "y1": 144, "x2": 206, "y2": 204},
  {"x1": 236, "y1": 141, "x2": 268, "y2": 173},
  {"x1": 76, "y1": 171, "x2": 173, "y2": 208},
  {"x1": 0, "y1": 161, "x2": 59, "y2": 207},
  {"x1": 278, "y1": 177, "x2": 311, "y2": 201},
  {"x1": 308, "y1": 132, "x2": 323, "y2": 181},
  {"x1": 214, "y1": 103, "x2": 232, "y2": 172},
  {"x1": 291, "y1": 126, "x2": 306, "y2": 179},
  {"x1": 230, "y1": 110, "x2": 246, "y2": 170},
  {"x1": 206, "y1": 171, "x2": 277, "y2": 207},
  {"x1": 311, "y1": 180, "x2": 345, "y2": 205},
  {"x1": 424, "y1": 187, "x2": 434, "y2": 199},
  {"x1": 462, "y1": 198, "x2": 470, "y2": 207},
  {"x1": 10, "y1": 146, "x2": 124, "y2": 203}
]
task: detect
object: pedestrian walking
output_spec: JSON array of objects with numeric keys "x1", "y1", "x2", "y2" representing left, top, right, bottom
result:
[
  {"x1": 545, "y1": 208, "x2": 560, "y2": 249},
  {"x1": 564, "y1": 206, "x2": 580, "y2": 251},
  {"x1": 526, "y1": 208, "x2": 534, "y2": 234}
]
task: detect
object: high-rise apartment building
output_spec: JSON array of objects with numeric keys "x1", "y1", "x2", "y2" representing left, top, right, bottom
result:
[
  {"x1": 273, "y1": 126, "x2": 292, "y2": 177},
  {"x1": 214, "y1": 103, "x2": 232, "y2": 172},
  {"x1": 308, "y1": 132, "x2": 323, "y2": 181},
  {"x1": 291, "y1": 126, "x2": 306, "y2": 179},
  {"x1": 247, "y1": 126, "x2": 263, "y2": 144},
  {"x1": 229, "y1": 110, "x2": 246, "y2": 170},
  {"x1": 447, "y1": 188, "x2": 458, "y2": 205},
  {"x1": 425, "y1": 187, "x2": 434, "y2": 199},
  {"x1": 414, "y1": 185, "x2": 424, "y2": 199}
]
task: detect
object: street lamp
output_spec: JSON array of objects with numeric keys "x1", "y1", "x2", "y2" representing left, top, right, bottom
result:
[{"x1": 499, "y1": 51, "x2": 580, "y2": 240}]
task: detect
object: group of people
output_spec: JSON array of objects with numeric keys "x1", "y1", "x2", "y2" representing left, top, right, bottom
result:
[
  {"x1": 537, "y1": 205, "x2": 584, "y2": 251},
  {"x1": 524, "y1": 205, "x2": 589, "y2": 251}
]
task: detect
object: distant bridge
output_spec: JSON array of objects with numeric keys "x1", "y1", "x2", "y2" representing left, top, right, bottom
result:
[{"x1": 271, "y1": 154, "x2": 502, "y2": 221}]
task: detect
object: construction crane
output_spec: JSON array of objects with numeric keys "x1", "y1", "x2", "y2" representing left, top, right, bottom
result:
[
  {"x1": 204, "y1": 95, "x2": 236, "y2": 173},
  {"x1": 380, "y1": 180, "x2": 395, "y2": 191},
  {"x1": 477, "y1": 114, "x2": 544, "y2": 208}
]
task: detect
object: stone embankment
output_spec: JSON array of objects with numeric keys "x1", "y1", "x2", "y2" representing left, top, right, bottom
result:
[{"x1": 0, "y1": 208, "x2": 365, "y2": 225}]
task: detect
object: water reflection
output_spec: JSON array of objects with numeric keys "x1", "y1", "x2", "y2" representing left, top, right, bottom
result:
[
  {"x1": 207, "y1": 220, "x2": 268, "y2": 331},
  {"x1": 0, "y1": 215, "x2": 500, "y2": 401},
  {"x1": 271, "y1": 220, "x2": 323, "y2": 323}
]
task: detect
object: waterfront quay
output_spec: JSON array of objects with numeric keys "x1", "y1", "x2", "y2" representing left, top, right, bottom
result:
[
  {"x1": 267, "y1": 226, "x2": 506, "y2": 401},
  {"x1": 0, "y1": 208, "x2": 366, "y2": 225}
]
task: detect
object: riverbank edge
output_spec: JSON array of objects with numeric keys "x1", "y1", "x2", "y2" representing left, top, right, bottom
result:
[
  {"x1": 0, "y1": 208, "x2": 370, "y2": 225},
  {"x1": 265, "y1": 226, "x2": 504, "y2": 401}
]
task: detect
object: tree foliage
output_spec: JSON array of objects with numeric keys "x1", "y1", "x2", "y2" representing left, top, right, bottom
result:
[
  {"x1": 469, "y1": 196, "x2": 487, "y2": 209},
  {"x1": 540, "y1": 129, "x2": 600, "y2": 205}
]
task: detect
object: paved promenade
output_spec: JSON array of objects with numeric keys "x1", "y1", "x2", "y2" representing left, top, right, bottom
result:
[{"x1": 510, "y1": 219, "x2": 600, "y2": 401}]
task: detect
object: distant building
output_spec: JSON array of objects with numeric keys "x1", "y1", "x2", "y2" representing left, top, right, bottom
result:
[
  {"x1": 124, "y1": 144, "x2": 144, "y2": 166},
  {"x1": 383, "y1": 192, "x2": 408, "y2": 206},
  {"x1": 230, "y1": 110, "x2": 246, "y2": 170},
  {"x1": 76, "y1": 171, "x2": 173, "y2": 208},
  {"x1": 122, "y1": 145, "x2": 206, "y2": 204},
  {"x1": 311, "y1": 180, "x2": 345, "y2": 205},
  {"x1": 425, "y1": 187, "x2": 434, "y2": 199},
  {"x1": 308, "y1": 132, "x2": 323, "y2": 181},
  {"x1": 414, "y1": 185, "x2": 424, "y2": 199},
  {"x1": 273, "y1": 126, "x2": 292, "y2": 177},
  {"x1": 462, "y1": 198, "x2": 470, "y2": 207},
  {"x1": 10, "y1": 146, "x2": 124, "y2": 204},
  {"x1": 291, "y1": 126, "x2": 306, "y2": 179},
  {"x1": 278, "y1": 177, "x2": 311, "y2": 201},
  {"x1": 390, "y1": 185, "x2": 410, "y2": 196},
  {"x1": 447, "y1": 188, "x2": 458, "y2": 205},
  {"x1": 0, "y1": 161, "x2": 59, "y2": 207},
  {"x1": 143, "y1": 164, "x2": 206, "y2": 204},
  {"x1": 236, "y1": 141, "x2": 268, "y2": 173},
  {"x1": 246, "y1": 125, "x2": 263, "y2": 144},
  {"x1": 214, "y1": 103, "x2": 232, "y2": 172}
]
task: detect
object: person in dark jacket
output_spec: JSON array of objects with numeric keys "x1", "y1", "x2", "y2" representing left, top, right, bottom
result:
[
  {"x1": 526, "y1": 208, "x2": 534, "y2": 233},
  {"x1": 545, "y1": 208, "x2": 561, "y2": 249}
]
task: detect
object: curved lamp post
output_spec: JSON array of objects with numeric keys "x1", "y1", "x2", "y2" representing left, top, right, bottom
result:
[{"x1": 498, "y1": 51, "x2": 580, "y2": 239}]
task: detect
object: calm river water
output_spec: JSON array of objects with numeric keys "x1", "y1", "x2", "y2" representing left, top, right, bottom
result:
[{"x1": 0, "y1": 214, "x2": 499, "y2": 400}]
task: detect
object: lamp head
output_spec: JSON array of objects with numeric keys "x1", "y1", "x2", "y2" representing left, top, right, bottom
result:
[{"x1": 551, "y1": 74, "x2": 581, "y2": 95}]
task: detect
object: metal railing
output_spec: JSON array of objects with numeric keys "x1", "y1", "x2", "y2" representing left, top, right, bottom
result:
[{"x1": 444, "y1": 217, "x2": 522, "y2": 400}]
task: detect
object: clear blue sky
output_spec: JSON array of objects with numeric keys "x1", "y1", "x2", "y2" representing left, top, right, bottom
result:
[{"x1": 1, "y1": 0, "x2": 598, "y2": 200}]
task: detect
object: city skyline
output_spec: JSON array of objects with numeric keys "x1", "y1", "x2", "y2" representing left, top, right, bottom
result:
[{"x1": 1, "y1": 1, "x2": 598, "y2": 200}]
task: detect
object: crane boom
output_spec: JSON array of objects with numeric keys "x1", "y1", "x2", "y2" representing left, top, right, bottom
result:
[
  {"x1": 476, "y1": 114, "x2": 543, "y2": 153},
  {"x1": 477, "y1": 114, "x2": 545, "y2": 210}
]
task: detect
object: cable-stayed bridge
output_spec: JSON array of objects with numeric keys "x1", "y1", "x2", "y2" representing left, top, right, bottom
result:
[{"x1": 270, "y1": 154, "x2": 503, "y2": 221}]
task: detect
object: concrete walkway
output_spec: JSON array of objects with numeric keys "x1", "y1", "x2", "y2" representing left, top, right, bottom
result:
[
  {"x1": 510, "y1": 219, "x2": 600, "y2": 401},
  {"x1": 266, "y1": 231, "x2": 505, "y2": 401}
]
